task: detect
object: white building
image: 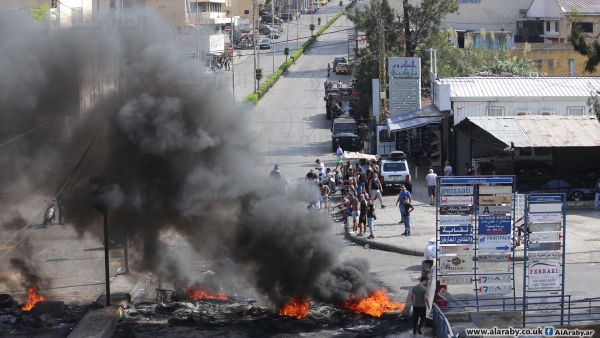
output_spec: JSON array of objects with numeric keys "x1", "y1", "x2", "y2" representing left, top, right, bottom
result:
[{"x1": 434, "y1": 77, "x2": 600, "y2": 125}]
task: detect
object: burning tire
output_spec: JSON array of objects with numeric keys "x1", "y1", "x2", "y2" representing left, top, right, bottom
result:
[{"x1": 0, "y1": 294, "x2": 13, "y2": 308}]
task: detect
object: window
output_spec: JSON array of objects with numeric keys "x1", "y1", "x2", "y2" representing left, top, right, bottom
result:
[
  {"x1": 543, "y1": 180, "x2": 560, "y2": 189},
  {"x1": 486, "y1": 107, "x2": 504, "y2": 116},
  {"x1": 244, "y1": 9, "x2": 250, "y2": 14},
  {"x1": 546, "y1": 22, "x2": 550, "y2": 31},
  {"x1": 568, "y1": 107, "x2": 584, "y2": 115},
  {"x1": 555, "y1": 22, "x2": 559, "y2": 32},
  {"x1": 379, "y1": 130, "x2": 395, "y2": 142},
  {"x1": 575, "y1": 22, "x2": 594, "y2": 33},
  {"x1": 383, "y1": 162, "x2": 407, "y2": 172}
]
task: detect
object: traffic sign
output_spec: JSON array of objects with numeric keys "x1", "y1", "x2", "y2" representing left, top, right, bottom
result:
[
  {"x1": 478, "y1": 284, "x2": 511, "y2": 294},
  {"x1": 528, "y1": 242, "x2": 561, "y2": 251},
  {"x1": 478, "y1": 235, "x2": 511, "y2": 252},
  {"x1": 478, "y1": 216, "x2": 511, "y2": 235},
  {"x1": 479, "y1": 195, "x2": 513, "y2": 205},
  {"x1": 440, "y1": 225, "x2": 472, "y2": 235},
  {"x1": 439, "y1": 185, "x2": 474, "y2": 196},
  {"x1": 439, "y1": 244, "x2": 473, "y2": 255},
  {"x1": 440, "y1": 235, "x2": 473, "y2": 245},
  {"x1": 478, "y1": 274, "x2": 512, "y2": 284},
  {"x1": 440, "y1": 215, "x2": 472, "y2": 225},
  {"x1": 440, "y1": 206, "x2": 473, "y2": 215},
  {"x1": 440, "y1": 276, "x2": 473, "y2": 285}
]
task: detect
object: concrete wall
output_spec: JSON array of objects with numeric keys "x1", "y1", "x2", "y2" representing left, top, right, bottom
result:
[
  {"x1": 525, "y1": 0, "x2": 560, "y2": 18},
  {"x1": 560, "y1": 14, "x2": 600, "y2": 43},
  {"x1": 513, "y1": 43, "x2": 600, "y2": 76},
  {"x1": 147, "y1": 0, "x2": 187, "y2": 27}
]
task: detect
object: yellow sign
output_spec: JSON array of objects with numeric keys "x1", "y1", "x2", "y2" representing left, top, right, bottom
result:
[
  {"x1": 479, "y1": 195, "x2": 513, "y2": 205},
  {"x1": 440, "y1": 255, "x2": 473, "y2": 274}
]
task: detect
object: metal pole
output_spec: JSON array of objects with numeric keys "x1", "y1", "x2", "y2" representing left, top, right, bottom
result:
[
  {"x1": 103, "y1": 211, "x2": 110, "y2": 306},
  {"x1": 196, "y1": 0, "x2": 200, "y2": 73},
  {"x1": 253, "y1": 0, "x2": 257, "y2": 92},
  {"x1": 272, "y1": 1, "x2": 275, "y2": 76},
  {"x1": 296, "y1": 12, "x2": 299, "y2": 50},
  {"x1": 522, "y1": 196, "x2": 529, "y2": 328},
  {"x1": 231, "y1": 0, "x2": 235, "y2": 109},
  {"x1": 434, "y1": 49, "x2": 437, "y2": 75}
]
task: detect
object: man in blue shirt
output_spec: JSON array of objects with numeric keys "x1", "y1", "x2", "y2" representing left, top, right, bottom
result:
[{"x1": 395, "y1": 184, "x2": 412, "y2": 224}]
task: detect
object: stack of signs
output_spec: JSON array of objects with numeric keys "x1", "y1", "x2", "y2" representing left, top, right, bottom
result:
[
  {"x1": 525, "y1": 195, "x2": 564, "y2": 309},
  {"x1": 438, "y1": 185, "x2": 474, "y2": 285}
]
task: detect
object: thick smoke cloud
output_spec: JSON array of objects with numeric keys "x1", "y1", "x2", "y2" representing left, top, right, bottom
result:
[{"x1": 0, "y1": 8, "x2": 377, "y2": 307}]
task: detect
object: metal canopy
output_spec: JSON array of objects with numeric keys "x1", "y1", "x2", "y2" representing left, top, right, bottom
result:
[{"x1": 387, "y1": 105, "x2": 450, "y2": 132}]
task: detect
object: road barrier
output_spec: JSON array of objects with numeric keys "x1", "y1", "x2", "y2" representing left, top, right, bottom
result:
[{"x1": 244, "y1": 0, "x2": 357, "y2": 105}]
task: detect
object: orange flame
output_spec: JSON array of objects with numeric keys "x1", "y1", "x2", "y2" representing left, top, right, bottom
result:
[
  {"x1": 344, "y1": 290, "x2": 405, "y2": 317},
  {"x1": 22, "y1": 285, "x2": 46, "y2": 311},
  {"x1": 185, "y1": 285, "x2": 228, "y2": 301},
  {"x1": 279, "y1": 296, "x2": 309, "y2": 319}
]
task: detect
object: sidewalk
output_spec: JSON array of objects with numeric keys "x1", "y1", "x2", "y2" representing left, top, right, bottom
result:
[{"x1": 345, "y1": 158, "x2": 600, "y2": 264}]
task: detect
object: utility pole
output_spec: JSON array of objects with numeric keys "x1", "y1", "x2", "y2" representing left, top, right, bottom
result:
[
  {"x1": 253, "y1": 0, "x2": 257, "y2": 92},
  {"x1": 378, "y1": 18, "x2": 387, "y2": 125},
  {"x1": 231, "y1": 0, "x2": 235, "y2": 109},
  {"x1": 272, "y1": 0, "x2": 275, "y2": 76},
  {"x1": 196, "y1": 0, "x2": 200, "y2": 73}
]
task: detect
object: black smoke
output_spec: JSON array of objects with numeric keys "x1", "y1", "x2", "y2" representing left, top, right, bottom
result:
[{"x1": 0, "y1": 8, "x2": 378, "y2": 308}]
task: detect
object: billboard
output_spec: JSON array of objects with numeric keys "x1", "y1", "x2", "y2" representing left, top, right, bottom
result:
[{"x1": 205, "y1": 34, "x2": 225, "y2": 54}]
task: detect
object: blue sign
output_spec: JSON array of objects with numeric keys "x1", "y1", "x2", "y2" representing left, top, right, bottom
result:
[
  {"x1": 529, "y1": 196, "x2": 562, "y2": 203},
  {"x1": 440, "y1": 226, "x2": 473, "y2": 235},
  {"x1": 478, "y1": 216, "x2": 511, "y2": 235},
  {"x1": 440, "y1": 235, "x2": 474, "y2": 244},
  {"x1": 440, "y1": 177, "x2": 513, "y2": 185}
]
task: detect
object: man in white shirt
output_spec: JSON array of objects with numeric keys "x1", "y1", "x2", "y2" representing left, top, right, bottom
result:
[
  {"x1": 444, "y1": 161, "x2": 453, "y2": 176},
  {"x1": 315, "y1": 159, "x2": 325, "y2": 173},
  {"x1": 334, "y1": 145, "x2": 343, "y2": 170},
  {"x1": 424, "y1": 169, "x2": 437, "y2": 205}
]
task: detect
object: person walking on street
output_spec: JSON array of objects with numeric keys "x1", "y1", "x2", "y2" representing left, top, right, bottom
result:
[
  {"x1": 411, "y1": 276, "x2": 430, "y2": 335},
  {"x1": 425, "y1": 169, "x2": 437, "y2": 205},
  {"x1": 444, "y1": 161, "x2": 453, "y2": 176},
  {"x1": 594, "y1": 177, "x2": 600, "y2": 211},
  {"x1": 368, "y1": 173, "x2": 386, "y2": 209},
  {"x1": 335, "y1": 145, "x2": 343, "y2": 170},
  {"x1": 395, "y1": 184, "x2": 411, "y2": 224},
  {"x1": 270, "y1": 164, "x2": 282, "y2": 181},
  {"x1": 400, "y1": 196, "x2": 414, "y2": 236},
  {"x1": 366, "y1": 198, "x2": 376, "y2": 239},
  {"x1": 358, "y1": 194, "x2": 367, "y2": 236},
  {"x1": 357, "y1": 167, "x2": 366, "y2": 198}
]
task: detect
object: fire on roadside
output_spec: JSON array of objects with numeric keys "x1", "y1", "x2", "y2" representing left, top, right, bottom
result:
[
  {"x1": 343, "y1": 290, "x2": 405, "y2": 317},
  {"x1": 22, "y1": 285, "x2": 46, "y2": 311},
  {"x1": 185, "y1": 285, "x2": 228, "y2": 301},
  {"x1": 279, "y1": 296, "x2": 309, "y2": 319}
]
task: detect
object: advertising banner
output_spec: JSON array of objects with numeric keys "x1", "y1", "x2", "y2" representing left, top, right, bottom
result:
[
  {"x1": 440, "y1": 215, "x2": 472, "y2": 225},
  {"x1": 479, "y1": 185, "x2": 513, "y2": 195},
  {"x1": 529, "y1": 232, "x2": 561, "y2": 242},
  {"x1": 478, "y1": 235, "x2": 511, "y2": 252},
  {"x1": 440, "y1": 226, "x2": 472, "y2": 235},
  {"x1": 478, "y1": 284, "x2": 511, "y2": 294},
  {"x1": 439, "y1": 185, "x2": 474, "y2": 196},
  {"x1": 439, "y1": 245, "x2": 473, "y2": 255},
  {"x1": 478, "y1": 274, "x2": 512, "y2": 284},
  {"x1": 528, "y1": 242, "x2": 561, "y2": 251},
  {"x1": 478, "y1": 262, "x2": 512, "y2": 273},
  {"x1": 440, "y1": 235, "x2": 474, "y2": 244},
  {"x1": 528, "y1": 251, "x2": 561, "y2": 262},
  {"x1": 528, "y1": 262, "x2": 561, "y2": 290},
  {"x1": 529, "y1": 213, "x2": 561, "y2": 223},
  {"x1": 440, "y1": 276, "x2": 473, "y2": 285},
  {"x1": 530, "y1": 203, "x2": 562, "y2": 213},
  {"x1": 440, "y1": 256, "x2": 473, "y2": 274},
  {"x1": 529, "y1": 223, "x2": 561, "y2": 232},
  {"x1": 526, "y1": 291, "x2": 562, "y2": 310},
  {"x1": 477, "y1": 254, "x2": 512, "y2": 263},
  {"x1": 440, "y1": 206, "x2": 473, "y2": 215},
  {"x1": 440, "y1": 196, "x2": 474, "y2": 206},
  {"x1": 478, "y1": 216, "x2": 511, "y2": 235},
  {"x1": 479, "y1": 195, "x2": 513, "y2": 205},
  {"x1": 479, "y1": 205, "x2": 512, "y2": 215}
]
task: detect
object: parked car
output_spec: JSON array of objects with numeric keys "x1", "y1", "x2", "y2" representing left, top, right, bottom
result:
[
  {"x1": 333, "y1": 56, "x2": 347, "y2": 68},
  {"x1": 335, "y1": 63, "x2": 349, "y2": 74},
  {"x1": 260, "y1": 15, "x2": 281, "y2": 24},
  {"x1": 280, "y1": 13, "x2": 293, "y2": 21},
  {"x1": 258, "y1": 25, "x2": 280, "y2": 38},
  {"x1": 515, "y1": 168, "x2": 558, "y2": 188},
  {"x1": 516, "y1": 178, "x2": 595, "y2": 201},
  {"x1": 379, "y1": 151, "x2": 412, "y2": 193},
  {"x1": 319, "y1": 0, "x2": 327, "y2": 5},
  {"x1": 259, "y1": 38, "x2": 272, "y2": 49},
  {"x1": 308, "y1": 6, "x2": 316, "y2": 13}
]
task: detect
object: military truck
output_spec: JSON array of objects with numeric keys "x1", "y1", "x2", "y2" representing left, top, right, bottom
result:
[
  {"x1": 331, "y1": 118, "x2": 361, "y2": 152},
  {"x1": 324, "y1": 86, "x2": 359, "y2": 120}
]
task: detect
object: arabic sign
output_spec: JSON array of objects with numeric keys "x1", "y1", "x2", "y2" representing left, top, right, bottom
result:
[
  {"x1": 440, "y1": 256, "x2": 473, "y2": 274},
  {"x1": 529, "y1": 196, "x2": 562, "y2": 203},
  {"x1": 529, "y1": 213, "x2": 561, "y2": 223},
  {"x1": 479, "y1": 195, "x2": 513, "y2": 205},
  {"x1": 477, "y1": 254, "x2": 512, "y2": 263},
  {"x1": 529, "y1": 232, "x2": 561, "y2": 242},
  {"x1": 479, "y1": 185, "x2": 513, "y2": 195},
  {"x1": 205, "y1": 34, "x2": 225, "y2": 54},
  {"x1": 529, "y1": 223, "x2": 561, "y2": 232},
  {"x1": 388, "y1": 57, "x2": 421, "y2": 78},
  {"x1": 357, "y1": 35, "x2": 366, "y2": 49},
  {"x1": 528, "y1": 262, "x2": 561, "y2": 290},
  {"x1": 440, "y1": 235, "x2": 473, "y2": 244},
  {"x1": 478, "y1": 284, "x2": 512, "y2": 294},
  {"x1": 440, "y1": 226, "x2": 472, "y2": 235},
  {"x1": 479, "y1": 205, "x2": 512, "y2": 215},
  {"x1": 526, "y1": 291, "x2": 562, "y2": 310},
  {"x1": 440, "y1": 177, "x2": 513, "y2": 185},
  {"x1": 437, "y1": 289, "x2": 466, "y2": 308},
  {"x1": 530, "y1": 203, "x2": 562, "y2": 213},
  {"x1": 478, "y1": 216, "x2": 511, "y2": 235},
  {"x1": 440, "y1": 215, "x2": 472, "y2": 225},
  {"x1": 440, "y1": 196, "x2": 474, "y2": 205},
  {"x1": 528, "y1": 242, "x2": 561, "y2": 251},
  {"x1": 478, "y1": 274, "x2": 512, "y2": 284},
  {"x1": 478, "y1": 262, "x2": 512, "y2": 273},
  {"x1": 478, "y1": 235, "x2": 511, "y2": 252},
  {"x1": 439, "y1": 186, "x2": 474, "y2": 196},
  {"x1": 439, "y1": 245, "x2": 473, "y2": 255},
  {"x1": 440, "y1": 206, "x2": 473, "y2": 215},
  {"x1": 528, "y1": 251, "x2": 561, "y2": 262},
  {"x1": 440, "y1": 276, "x2": 473, "y2": 285}
]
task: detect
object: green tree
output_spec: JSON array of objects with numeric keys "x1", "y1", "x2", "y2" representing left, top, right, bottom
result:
[
  {"x1": 568, "y1": 9, "x2": 600, "y2": 73},
  {"x1": 29, "y1": 4, "x2": 51, "y2": 24},
  {"x1": 587, "y1": 90, "x2": 600, "y2": 122}
]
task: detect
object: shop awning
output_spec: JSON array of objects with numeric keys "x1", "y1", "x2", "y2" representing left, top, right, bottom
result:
[{"x1": 387, "y1": 105, "x2": 450, "y2": 132}]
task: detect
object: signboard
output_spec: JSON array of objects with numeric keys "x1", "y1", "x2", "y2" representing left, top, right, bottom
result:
[
  {"x1": 439, "y1": 186, "x2": 473, "y2": 196},
  {"x1": 479, "y1": 195, "x2": 513, "y2": 205},
  {"x1": 529, "y1": 232, "x2": 561, "y2": 242},
  {"x1": 528, "y1": 251, "x2": 561, "y2": 262},
  {"x1": 388, "y1": 57, "x2": 421, "y2": 117},
  {"x1": 528, "y1": 242, "x2": 561, "y2": 251},
  {"x1": 357, "y1": 35, "x2": 366, "y2": 49},
  {"x1": 388, "y1": 57, "x2": 421, "y2": 78},
  {"x1": 526, "y1": 291, "x2": 562, "y2": 310},
  {"x1": 479, "y1": 185, "x2": 513, "y2": 195},
  {"x1": 440, "y1": 245, "x2": 473, "y2": 255},
  {"x1": 433, "y1": 81, "x2": 451, "y2": 111},
  {"x1": 205, "y1": 34, "x2": 225, "y2": 54},
  {"x1": 437, "y1": 289, "x2": 466, "y2": 308},
  {"x1": 478, "y1": 216, "x2": 511, "y2": 235},
  {"x1": 479, "y1": 205, "x2": 512, "y2": 215},
  {"x1": 440, "y1": 215, "x2": 472, "y2": 225},
  {"x1": 478, "y1": 262, "x2": 512, "y2": 273},
  {"x1": 528, "y1": 262, "x2": 561, "y2": 290},
  {"x1": 529, "y1": 196, "x2": 562, "y2": 203},
  {"x1": 440, "y1": 196, "x2": 474, "y2": 206},
  {"x1": 529, "y1": 223, "x2": 561, "y2": 232},
  {"x1": 440, "y1": 206, "x2": 473, "y2": 215},
  {"x1": 529, "y1": 213, "x2": 561, "y2": 223},
  {"x1": 478, "y1": 274, "x2": 512, "y2": 284},
  {"x1": 477, "y1": 254, "x2": 512, "y2": 263},
  {"x1": 440, "y1": 256, "x2": 473, "y2": 274},
  {"x1": 440, "y1": 177, "x2": 513, "y2": 185},
  {"x1": 530, "y1": 203, "x2": 562, "y2": 213},
  {"x1": 478, "y1": 235, "x2": 511, "y2": 252},
  {"x1": 440, "y1": 226, "x2": 472, "y2": 235},
  {"x1": 440, "y1": 276, "x2": 473, "y2": 285},
  {"x1": 478, "y1": 284, "x2": 512, "y2": 294},
  {"x1": 440, "y1": 235, "x2": 473, "y2": 244}
]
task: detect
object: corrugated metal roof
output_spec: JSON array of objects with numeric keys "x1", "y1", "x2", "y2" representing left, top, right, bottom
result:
[
  {"x1": 466, "y1": 116, "x2": 600, "y2": 147},
  {"x1": 557, "y1": 0, "x2": 600, "y2": 13},
  {"x1": 439, "y1": 77, "x2": 600, "y2": 100}
]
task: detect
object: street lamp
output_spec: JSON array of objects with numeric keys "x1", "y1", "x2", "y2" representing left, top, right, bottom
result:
[{"x1": 505, "y1": 141, "x2": 515, "y2": 175}]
